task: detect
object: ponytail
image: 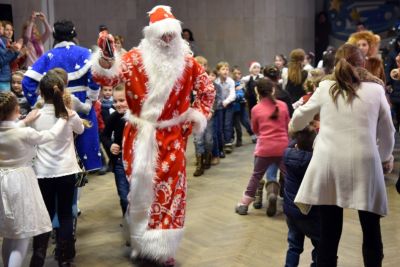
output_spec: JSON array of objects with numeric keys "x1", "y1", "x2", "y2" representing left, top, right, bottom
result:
[
  {"x1": 39, "y1": 70, "x2": 68, "y2": 119},
  {"x1": 330, "y1": 58, "x2": 360, "y2": 104},
  {"x1": 255, "y1": 78, "x2": 280, "y2": 120},
  {"x1": 330, "y1": 44, "x2": 364, "y2": 104},
  {"x1": 269, "y1": 98, "x2": 279, "y2": 120}
]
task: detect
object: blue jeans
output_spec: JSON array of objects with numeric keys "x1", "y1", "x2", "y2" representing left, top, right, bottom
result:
[
  {"x1": 223, "y1": 105, "x2": 234, "y2": 144},
  {"x1": 265, "y1": 163, "x2": 279, "y2": 181},
  {"x1": 113, "y1": 157, "x2": 130, "y2": 216},
  {"x1": 233, "y1": 103, "x2": 253, "y2": 142},
  {"x1": 285, "y1": 215, "x2": 319, "y2": 267},
  {"x1": 194, "y1": 119, "x2": 214, "y2": 155},
  {"x1": 212, "y1": 110, "x2": 224, "y2": 157}
]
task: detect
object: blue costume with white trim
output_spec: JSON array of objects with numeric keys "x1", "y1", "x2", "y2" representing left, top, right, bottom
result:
[{"x1": 22, "y1": 41, "x2": 102, "y2": 171}]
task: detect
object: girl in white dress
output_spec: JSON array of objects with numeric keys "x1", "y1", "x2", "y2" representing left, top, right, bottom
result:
[{"x1": 0, "y1": 92, "x2": 66, "y2": 267}]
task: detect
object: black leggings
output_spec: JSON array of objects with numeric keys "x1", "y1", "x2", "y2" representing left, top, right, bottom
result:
[
  {"x1": 38, "y1": 175, "x2": 75, "y2": 241},
  {"x1": 317, "y1": 205, "x2": 383, "y2": 267}
]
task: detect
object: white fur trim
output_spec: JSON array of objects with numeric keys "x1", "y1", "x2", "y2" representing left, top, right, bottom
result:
[
  {"x1": 53, "y1": 41, "x2": 75, "y2": 49},
  {"x1": 125, "y1": 108, "x2": 206, "y2": 133},
  {"x1": 24, "y1": 69, "x2": 43, "y2": 82},
  {"x1": 186, "y1": 108, "x2": 207, "y2": 134},
  {"x1": 86, "y1": 88, "x2": 99, "y2": 101},
  {"x1": 90, "y1": 47, "x2": 122, "y2": 79},
  {"x1": 68, "y1": 62, "x2": 92, "y2": 81},
  {"x1": 148, "y1": 5, "x2": 172, "y2": 15},
  {"x1": 143, "y1": 18, "x2": 182, "y2": 39},
  {"x1": 139, "y1": 228, "x2": 184, "y2": 261}
]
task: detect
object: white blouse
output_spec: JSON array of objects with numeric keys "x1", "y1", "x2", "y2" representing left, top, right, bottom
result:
[
  {"x1": 0, "y1": 119, "x2": 66, "y2": 168},
  {"x1": 30, "y1": 104, "x2": 84, "y2": 178}
]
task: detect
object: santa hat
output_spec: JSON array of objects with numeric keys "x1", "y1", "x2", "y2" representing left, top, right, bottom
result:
[
  {"x1": 249, "y1": 61, "x2": 261, "y2": 72},
  {"x1": 143, "y1": 5, "x2": 182, "y2": 39}
]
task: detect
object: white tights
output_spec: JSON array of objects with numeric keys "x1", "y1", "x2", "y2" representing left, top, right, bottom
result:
[{"x1": 1, "y1": 238, "x2": 30, "y2": 267}]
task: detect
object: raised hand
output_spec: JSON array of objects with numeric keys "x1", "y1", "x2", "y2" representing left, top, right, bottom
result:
[{"x1": 97, "y1": 31, "x2": 115, "y2": 59}]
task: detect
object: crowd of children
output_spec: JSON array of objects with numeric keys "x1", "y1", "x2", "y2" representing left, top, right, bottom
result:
[{"x1": 1, "y1": 11, "x2": 400, "y2": 267}]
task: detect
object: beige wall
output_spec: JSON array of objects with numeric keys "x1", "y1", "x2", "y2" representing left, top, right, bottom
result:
[{"x1": 8, "y1": 0, "x2": 315, "y2": 71}]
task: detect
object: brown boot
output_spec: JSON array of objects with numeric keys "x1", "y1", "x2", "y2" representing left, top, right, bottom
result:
[
  {"x1": 193, "y1": 154, "x2": 204, "y2": 176},
  {"x1": 211, "y1": 156, "x2": 220, "y2": 165},
  {"x1": 30, "y1": 232, "x2": 51, "y2": 267},
  {"x1": 265, "y1": 181, "x2": 280, "y2": 217},
  {"x1": 253, "y1": 179, "x2": 265, "y2": 209},
  {"x1": 203, "y1": 152, "x2": 212, "y2": 169}
]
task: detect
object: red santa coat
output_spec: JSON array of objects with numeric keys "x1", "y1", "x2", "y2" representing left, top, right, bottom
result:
[{"x1": 92, "y1": 48, "x2": 215, "y2": 261}]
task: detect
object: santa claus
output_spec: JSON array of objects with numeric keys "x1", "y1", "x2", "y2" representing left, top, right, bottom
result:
[{"x1": 91, "y1": 5, "x2": 215, "y2": 266}]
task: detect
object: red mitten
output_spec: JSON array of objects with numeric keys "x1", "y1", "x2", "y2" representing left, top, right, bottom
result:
[{"x1": 97, "y1": 31, "x2": 115, "y2": 59}]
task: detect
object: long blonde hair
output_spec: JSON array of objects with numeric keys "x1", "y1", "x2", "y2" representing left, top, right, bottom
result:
[{"x1": 288, "y1": 49, "x2": 306, "y2": 85}]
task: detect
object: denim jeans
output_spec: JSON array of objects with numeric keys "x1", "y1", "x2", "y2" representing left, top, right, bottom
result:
[
  {"x1": 113, "y1": 157, "x2": 130, "y2": 216},
  {"x1": 194, "y1": 119, "x2": 214, "y2": 155},
  {"x1": 285, "y1": 215, "x2": 320, "y2": 267},
  {"x1": 223, "y1": 105, "x2": 234, "y2": 144},
  {"x1": 233, "y1": 103, "x2": 253, "y2": 142},
  {"x1": 265, "y1": 163, "x2": 279, "y2": 181},
  {"x1": 212, "y1": 110, "x2": 224, "y2": 157}
]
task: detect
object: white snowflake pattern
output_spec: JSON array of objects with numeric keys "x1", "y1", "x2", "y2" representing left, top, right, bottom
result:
[
  {"x1": 174, "y1": 140, "x2": 181, "y2": 150},
  {"x1": 47, "y1": 53, "x2": 53, "y2": 59},
  {"x1": 75, "y1": 64, "x2": 81, "y2": 70},
  {"x1": 172, "y1": 110, "x2": 179, "y2": 118},
  {"x1": 161, "y1": 161, "x2": 169, "y2": 173},
  {"x1": 169, "y1": 153, "x2": 176, "y2": 162}
]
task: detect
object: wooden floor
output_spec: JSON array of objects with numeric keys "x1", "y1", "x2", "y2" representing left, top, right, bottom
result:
[{"x1": 2, "y1": 134, "x2": 400, "y2": 267}]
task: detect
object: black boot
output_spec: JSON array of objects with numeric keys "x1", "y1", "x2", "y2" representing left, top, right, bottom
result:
[
  {"x1": 363, "y1": 246, "x2": 383, "y2": 267},
  {"x1": 30, "y1": 232, "x2": 51, "y2": 267},
  {"x1": 193, "y1": 154, "x2": 204, "y2": 176},
  {"x1": 57, "y1": 238, "x2": 76, "y2": 267},
  {"x1": 203, "y1": 152, "x2": 212, "y2": 170}
]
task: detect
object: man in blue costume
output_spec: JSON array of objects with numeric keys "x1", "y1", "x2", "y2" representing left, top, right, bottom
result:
[{"x1": 23, "y1": 20, "x2": 101, "y2": 171}]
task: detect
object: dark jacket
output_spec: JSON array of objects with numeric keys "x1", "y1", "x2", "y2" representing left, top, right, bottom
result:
[
  {"x1": 275, "y1": 84, "x2": 294, "y2": 117},
  {"x1": 101, "y1": 111, "x2": 125, "y2": 164},
  {"x1": 283, "y1": 144, "x2": 319, "y2": 219},
  {"x1": 385, "y1": 49, "x2": 400, "y2": 104},
  {"x1": 286, "y1": 70, "x2": 308, "y2": 103}
]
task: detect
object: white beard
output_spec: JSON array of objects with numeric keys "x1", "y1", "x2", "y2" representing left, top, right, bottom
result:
[
  {"x1": 138, "y1": 36, "x2": 190, "y2": 121},
  {"x1": 139, "y1": 37, "x2": 190, "y2": 84}
]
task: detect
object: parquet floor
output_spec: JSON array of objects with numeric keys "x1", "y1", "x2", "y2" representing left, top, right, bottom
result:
[{"x1": 1, "y1": 133, "x2": 400, "y2": 267}]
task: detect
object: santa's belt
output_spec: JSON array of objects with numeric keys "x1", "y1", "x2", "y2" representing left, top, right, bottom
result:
[{"x1": 125, "y1": 108, "x2": 194, "y2": 130}]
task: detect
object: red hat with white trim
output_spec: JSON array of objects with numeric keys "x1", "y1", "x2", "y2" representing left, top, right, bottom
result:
[
  {"x1": 249, "y1": 61, "x2": 261, "y2": 72},
  {"x1": 143, "y1": 5, "x2": 182, "y2": 39}
]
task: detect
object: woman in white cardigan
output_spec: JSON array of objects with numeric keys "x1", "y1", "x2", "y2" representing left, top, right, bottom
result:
[{"x1": 289, "y1": 44, "x2": 395, "y2": 267}]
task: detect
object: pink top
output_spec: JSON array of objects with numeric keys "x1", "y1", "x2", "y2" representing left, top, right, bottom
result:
[
  {"x1": 251, "y1": 98, "x2": 289, "y2": 157},
  {"x1": 24, "y1": 19, "x2": 52, "y2": 67}
]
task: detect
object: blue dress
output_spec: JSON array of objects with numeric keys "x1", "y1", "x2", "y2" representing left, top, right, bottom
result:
[{"x1": 22, "y1": 41, "x2": 102, "y2": 171}]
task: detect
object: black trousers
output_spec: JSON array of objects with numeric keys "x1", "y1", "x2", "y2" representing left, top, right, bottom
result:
[
  {"x1": 38, "y1": 175, "x2": 75, "y2": 240},
  {"x1": 317, "y1": 205, "x2": 383, "y2": 267}
]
